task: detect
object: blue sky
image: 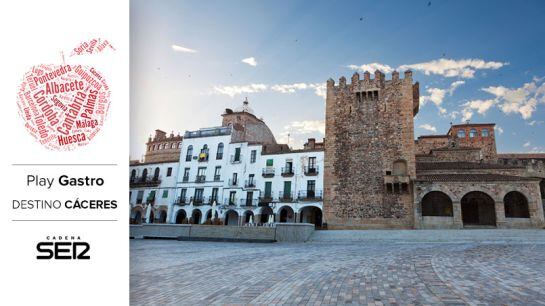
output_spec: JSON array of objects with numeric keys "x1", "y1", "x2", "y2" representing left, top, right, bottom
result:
[{"x1": 130, "y1": 0, "x2": 545, "y2": 159}]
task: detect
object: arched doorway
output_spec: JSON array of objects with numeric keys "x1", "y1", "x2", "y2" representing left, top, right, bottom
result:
[
  {"x1": 191, "y1": 209, "x2": 202, "y2": 224},
  {"x1": 175, "y1": 209, "x2": 187, "y2": 224},
  {"x1": 260, "y1": 206, "x2": 274, "y2": 223},
  {"x1": 504, "y1": 191, "x2": 530, "y2": 218},
  {"x1": 205, "y1": 209, "x2": 218, "y2": 221},
  {"x1": 461, "y1": 191, "x2": 496, "y2": 226},
  {"x1": 300, "y1": 206, "x2": 323, "y2": 227},
  {"x1": 279, "y1": 206, "x2": 295, "y2": 223},
  {"x1": 158, "y1": 210, "x2": 167, "y2": 223},
  {"x1": 243, "y1": 211, "x2": 254, "y2": 224},
  {"x1": 421, "y1": 191, "x2": 453, "y2": 216},
  {"x1": 225, "y1": 210, "x2": 239, "y2": 226},
  {"x1": 133, "y1": 210, "x2": 142, "y2": 224}
]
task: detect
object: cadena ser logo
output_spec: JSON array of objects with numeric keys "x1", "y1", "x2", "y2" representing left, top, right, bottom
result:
[{"x1": 36, "y1": 235, "x2": 90, "y2": 260}]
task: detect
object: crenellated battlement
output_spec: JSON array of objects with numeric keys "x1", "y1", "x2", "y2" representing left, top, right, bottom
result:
[{"x1": 327, "y1": 70, "x2": 413, "y2": 90}]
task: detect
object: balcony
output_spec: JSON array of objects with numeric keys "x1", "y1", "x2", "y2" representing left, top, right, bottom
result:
[
  {"x1": 195, "y1": 175, "x2": 206, "y2": 183},
  {"x1": 174, "y1": 196, "x2": 188, "y2": 205},
  {"x1": 130, "y1": 176, "x2": 161, "y2": 187},
  {"x1": 213, "y1": 174, "x2": 221, "y2": 181},
  {"x1": 262, "y1": 168, "x2": 275, "y2": 178},
  {"x1": 384, "y1": 175, "x2": 410, "y2": 194},
  {"x1": 278, "y1": 191, "x2": 295, "y2": 202},
  {"x1": 230, "y1": 155, "x2": 243, "y2": 164},
  {"x1": 228, "y1": 179, "x2": 238, "y2": 187},
  {"x1": 259, "y1": 195, "x2": 274, "y2": 204},
  {"x1": 298, "y1": 190, "x2": 323, "y2": 201},
  {"x1": 240, "y1": 198, "x2": 258, "y2": 207},
  {"x1": 189, "y1": 196, "x2": 207, "y2": 205},
  {"x1": 304, "y1": 166, "x2": 319, "y2": 176},
  {"x1": 224, "y1": 197, "x2": 237, "y2": 206},
  {"x1": 198, "y1": 152, "x2": 209, "y2": 162},
  {"x1": 182, "y1": 175, "x2": 190, "y2": 183},
  {"x1": 281, "y1": 167, "x2": 294, "y2": 177},
  {"x1": 244, "y1": 180, "x2": 256, "y2": 188}
]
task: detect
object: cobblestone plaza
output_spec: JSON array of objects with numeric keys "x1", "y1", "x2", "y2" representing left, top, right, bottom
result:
[{"x1": 130, "y1": 230, "x2": 545, "y2": 306}]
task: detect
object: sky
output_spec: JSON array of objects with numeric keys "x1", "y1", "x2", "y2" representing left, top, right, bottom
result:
[{"x1": 130, "y1": 0, "x2": 545, "y2": 160}]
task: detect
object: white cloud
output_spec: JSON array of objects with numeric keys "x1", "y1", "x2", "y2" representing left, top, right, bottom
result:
[
  {"x1": 213, "y1": 82, "x2": 326, "y2": 98},
  {"x1": 212, "y1": 84, "x2": 267, "y2": 98},
  {"x1": 462, "y1": 99, "x2": 496, "y2": 116},
  {"x1": 419, "y1": 124, "x2": 437, "y2": 133},
  {"x1": 481, "y1": 78, "x2": 545, "y2": 119},
  {"x1": 419, "y1": 80, "x2": 465, "y2": 114},
  {"x1": 495, "y1": 126, "x2": 504, "y2": 135},
  {"x1": 523, "y1": 141, "x2": 531, "y2": 148},
  {"x1": 400, "y1": 58, "x2": 507, "y2": 78},
  {"x1": 241, "y1": 57, "x2": 257, "y2": 67},
  {"x1": 527, "y1": 120, "x2": 544, "y2": 126},
  {"x1": 171, "y1": 44, "x2": 198, "y2": 53},
  {"x1": 277, "y1": 120, "x2": 325, "y2": 148},
  {"x1": 347, "y1": 63, "x2": 394, "y2": 73}
]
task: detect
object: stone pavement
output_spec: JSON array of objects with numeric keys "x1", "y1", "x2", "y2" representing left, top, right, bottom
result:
[{"x1": 130, "y1": 230, "x2": 545, "y2": 306}]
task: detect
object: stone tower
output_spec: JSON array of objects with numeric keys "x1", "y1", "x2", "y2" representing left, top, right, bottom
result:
[{"x1": 324, "y1": 70, "x2": 420, "y2": 229}]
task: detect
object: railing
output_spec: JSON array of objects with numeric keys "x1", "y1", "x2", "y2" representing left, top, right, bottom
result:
[
  {"x1": 230, "y1": 155, "x2": 243, "y2": 164},
  {"x1": 185, "y1": 155, "x2": 192, "y2": 162},
  {"x1": 224, "y1": 197, "x2": 237, "y2": 206},
  {"x1": 262, "y1": 167, "x2": 275, "y2": 177},
  {"x1": 216, "y1": 153, "x2": 223, "y2": 160},
  {"x1": 130, "y1": 176, "x2": 161, "y2": 187},
  {"x1": 240, "y1": 198, "x2": 258, "y2": 207},
  {"x1": 281, "y1": 167, "x2": 294, "y2": 177},
  {"x1": 228, "y1": 179, "x2": 238, "y2": 186},
  {"x1": 184, "y1": 126, "x2": 231, "y2": 139},
  {"x1": 213, "y1": 174, "x2": 221, "y2": 181},
  {"x1": 298, "y1": 190, "x2": 323, "y2": 201},
  {"x1": 278, "y1": 191, "x2": 295, "y2": 202},
  {"x1": 304, "y1": 166, "x2": 319, "y2": 176},
  {"x1": 174, "y1": 196, "x2": 188, "y2": 205},
  {"x1": 182, "y1": 175, "x2": 189, "y2": 182},
  {"x1": 245, "y1": 180, "x2": 256, "y2": 188},
  {"x1": 259, "y1": 195, "x2": 274, "y2": 204},
  {"x1": 191, "y1": 196, "x2": 205, "y2": 205},
  {"x1": 195, "y1": 175, "x2": 206, "y2": 183}
]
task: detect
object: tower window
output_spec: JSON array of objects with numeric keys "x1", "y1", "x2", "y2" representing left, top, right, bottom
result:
[
  {"x1": 482, "y1": 128, "x2": 489, "y2": 137},
  {"x1": 457, "y1": 129, "x2": 466, "y2": 138},
  {"x1": 469, "y1": 128, "x2": 477, "y2": 138}
]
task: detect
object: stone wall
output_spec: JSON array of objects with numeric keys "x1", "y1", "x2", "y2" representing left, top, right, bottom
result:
[
  {"x1": 324, "y1": 70, "x2": 418, "y2": 229},
  {"x1": 129, "y1": 223, "x2": 315, "y2": 242},
  {"x1": 415, "y1": 136, "x2": 449, "y2": 155},
  {"x1": 414, "y1": 179, "x2": 544, "y2": 229}
]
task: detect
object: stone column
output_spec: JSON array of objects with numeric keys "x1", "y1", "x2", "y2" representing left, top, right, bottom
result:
[
  {"x1": 452, "y1": 201, "x2": 463, "y2": 229},
  {"x1": 413, "y1": 200, "x2": 422, "y2": 229},
  {"x1": 294, "y1": 212, "x2": 298, "y2": 223},
  {"x1": 495, "y1": 201, "x2": 506, "y2": 228}
]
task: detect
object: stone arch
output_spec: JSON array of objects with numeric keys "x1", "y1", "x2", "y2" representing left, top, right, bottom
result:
[
  {"x1": 191, "y1": 209, "x2": 202, "y2": 224},
  {"x1": 421, "y1": 191, "x2": 453, "y2": 216},
  {"x1": 504, "y1": 191, "x2": 530, "y2": 218},
  {"x1": 278, "y1": 205, "x2": 295, "y2": 223},
  {"x1": 175, "y1": 209, "x2": 187, "y2": 224},
  {"x1": 259, "y1": 206, "x2": 274, "y2": 223},
  {"x1": 299, "y1": 205, "x2": 323, "y2": 227},
  {"x1": 461, "y1": 191, "x2": 496, "y2": 226},
  {"x1": 131, "y1": 206, "x2": 144, "y2": 224},
  {"x1": 224, "y1": 210, "x2": 239, "y2": 226},
  {"x1": 158, "y1": 209, "x2": 167, "y2": 223},
  {"x1": 243, "y1": 210, "x2": 254, "y2": 224},
  {"x1": 205, "y1": 209, "x2": 219, "y2": 221}
]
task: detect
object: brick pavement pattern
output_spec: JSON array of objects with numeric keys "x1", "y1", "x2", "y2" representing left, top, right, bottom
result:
[{"x1": 131, "y1": 232, "x2": 545, "y2": 306}]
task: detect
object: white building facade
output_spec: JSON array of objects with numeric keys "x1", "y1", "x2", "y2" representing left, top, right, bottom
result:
[{"x1": 130, "y1": 101, "x2": 324, "y2": 227}]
